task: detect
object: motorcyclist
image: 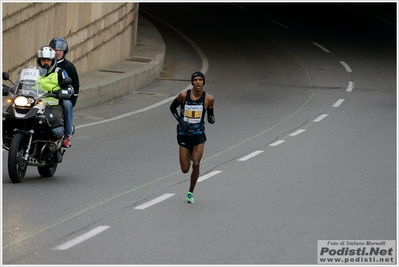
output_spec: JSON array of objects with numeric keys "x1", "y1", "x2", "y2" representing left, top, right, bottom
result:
[
  {"x1": 36, "y1": 45, "x2": 74, "y2": 148},
  {"x1": 49, "y1": 37, "x2": 80, "y2": 107}
]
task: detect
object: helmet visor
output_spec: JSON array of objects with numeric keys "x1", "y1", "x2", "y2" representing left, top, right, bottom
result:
[
  {"x1": 37, "y1": 49, "x2": 55, "y2": 59},
  {"x1": 53, "y1": 40, "x2": 68, "y2": 51}
]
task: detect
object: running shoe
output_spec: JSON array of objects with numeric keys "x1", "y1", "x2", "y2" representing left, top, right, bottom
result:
[{"x1": 186, "y1": 192, "x2": 195, "y2": 203}]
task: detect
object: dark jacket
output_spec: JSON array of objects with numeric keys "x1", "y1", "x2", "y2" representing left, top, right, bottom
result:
[{"x1": 56, "y1": 58, "x2": 80, "y2": 107}]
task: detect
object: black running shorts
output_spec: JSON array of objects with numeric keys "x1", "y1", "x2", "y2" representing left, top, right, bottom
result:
[{"x1": 177, "y1": 133, "x2": 207, "y2": 150}]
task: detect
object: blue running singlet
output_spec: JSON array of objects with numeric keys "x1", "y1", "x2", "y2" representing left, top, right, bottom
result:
[{"x1": 177, "y1": 89, "x2": 206, "y2": 136}]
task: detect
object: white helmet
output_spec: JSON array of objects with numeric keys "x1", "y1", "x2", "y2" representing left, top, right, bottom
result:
[{"x1": 37, "y1": 46, "x2": 56, "y2": 76}]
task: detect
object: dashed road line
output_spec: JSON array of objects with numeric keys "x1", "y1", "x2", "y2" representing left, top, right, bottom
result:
[
  {"x1": 339, "y1": 61, "x2": 352, "y2": 72},
  {"x1": 346, "y1": 81, "x2": 354, "y2": 92},
  {"x1": 134, "y1": 193, "x2": 175, "y2": 210},
  {"x1": 312, "y1": 42, "x2": 330, "y2": 53},
  {"x1": 53, "y1": 226, "x2": 110, "y2": 250},
  {"x1": 269, "y1": 19, "x2": 289, "y2": 29},
  {"x1": 314, "y1": 114, "x2": 329, "y2": 122},
  {"x1": 238, "y1": 150, "x2": 264, "y2": 161},
  {"x1": 198, "y1": 170, "x2": 222, "y2": 182},
  {"x1": 269, "y1": 140, "x2": 285, "y2": 147},
  {"x1": 289, "y1": 129, "x2": 306, "y2": 136},
  {"x1": 333, "y1": 99, "x2": 345, "y2": 107}
]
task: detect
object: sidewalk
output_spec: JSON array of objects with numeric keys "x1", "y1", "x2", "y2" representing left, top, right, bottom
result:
[
  {"x1": 74, "y1": 14, "x2": 165, "y2": 110},
  {"x1": 2, "y1": 14, "x2": 165, "y2": 111}
]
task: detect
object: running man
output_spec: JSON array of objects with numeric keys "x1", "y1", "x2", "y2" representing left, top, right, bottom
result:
[{"x1": 170, "y1": 71, "x2": 215, "y2": 203}]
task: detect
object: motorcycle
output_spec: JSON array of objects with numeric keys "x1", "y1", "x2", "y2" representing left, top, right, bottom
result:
[{"x1": 2, "y1": 66, "x2": 74, "y2": 183}]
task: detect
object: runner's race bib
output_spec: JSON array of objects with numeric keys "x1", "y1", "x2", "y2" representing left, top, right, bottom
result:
[{"x1": 184, "y1": 105, "x2": 203, "y2": 124}]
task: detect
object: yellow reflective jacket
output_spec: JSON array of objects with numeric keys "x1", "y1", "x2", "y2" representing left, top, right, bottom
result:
[{"x1": 36, "y1": 67, "x2": 68, "y2": 105}]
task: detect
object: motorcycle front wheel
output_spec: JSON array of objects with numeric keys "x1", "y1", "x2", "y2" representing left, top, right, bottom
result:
[{"x1": 8, "y1": 132, "x2": 28, "y2": 183}]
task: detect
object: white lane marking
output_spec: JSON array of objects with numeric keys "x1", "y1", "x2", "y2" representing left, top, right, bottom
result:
[
  {"x1": 289, "y1": 129, "x2": 306, "y2": 136},
  {"x1": 76, "y1": 96, "x2": 176, "y2": 129},
  {"x1": 134, "y1": 193, "x2": 175, "y2": 210},
  {"x1": 332, "y1": 99, "x2": 345, "y2": 107},
  {"x1": 312, "y1": 42, "x2": 330, "y2": 53},
  {"x1": 269, "y1": 19, "x2": 289, "y2": 29},
  {"x1": 269, "y1": 140, "x2": 285, "y2": 147},
  {"x1": 339, "y1": 61, "x2": 352, "y2": 72},
  {"x1": 198, "y1": 171, "x2": 222, "y2": 183},
  {"x1": 314, "y1": 114, "x2": 329, "y2": 122},
  {"x1": 53, "y1": 226, "x2": 110, "y2": 250},
  {"x1": 238, "y1": 150, "x2": 264, "y2": 161},
  {"x1": 346, "y1": 81, "x2": 354, "y2": 92}
]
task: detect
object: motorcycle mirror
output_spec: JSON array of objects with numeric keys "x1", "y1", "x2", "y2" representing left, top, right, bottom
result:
[
  {"x1": 2, "y1": 84, "x2": 9, "y2": 96},
  {"x1": 3, "y1": 72, "x2": 10, "y2": 81},
  {"x1": 2, "y1": 72, "x2": 15, "y2": 85}
]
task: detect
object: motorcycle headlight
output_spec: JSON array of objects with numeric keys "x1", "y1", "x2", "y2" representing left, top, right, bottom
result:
[{"x1": 14, "y1": 96, "x2": 33, "y2": 106}]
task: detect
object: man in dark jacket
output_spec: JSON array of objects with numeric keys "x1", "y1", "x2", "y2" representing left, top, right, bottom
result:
[
  {"x1": 49, "y1": 37, "x2": 80, "y2": 107},
  {"x1": 49, "y1": 37, "x2": 80, "y2": 147}
]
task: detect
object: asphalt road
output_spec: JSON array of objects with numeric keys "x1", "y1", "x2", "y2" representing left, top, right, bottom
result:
[{"x1": 2, "y1": 3, "x2": 396, "y2": 265}]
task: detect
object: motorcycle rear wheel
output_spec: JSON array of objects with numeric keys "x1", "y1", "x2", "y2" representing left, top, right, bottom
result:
[
  {"x1": 37, "y1": 160, "x2": 58, "y2": 177},
  {"x1": 8, "y1": 133, "x2": 28, "y2": 183}
]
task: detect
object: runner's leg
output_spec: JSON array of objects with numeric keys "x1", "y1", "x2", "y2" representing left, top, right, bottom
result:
[
  {"x1": 179, "y1": 146, "x2": 191, "y2": 173},
  {"x1": 189, "y1": 142, "x2": 204, "y2": 192}
]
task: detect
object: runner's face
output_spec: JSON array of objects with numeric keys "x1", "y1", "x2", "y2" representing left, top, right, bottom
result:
[{"x1": 192, "y1": 77, "x2": 204, "y2": 90}]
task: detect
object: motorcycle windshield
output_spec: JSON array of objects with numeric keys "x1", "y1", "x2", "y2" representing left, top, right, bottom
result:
[{"x1": 16, "y1": 68, "x2": 46, "y2": 97}]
